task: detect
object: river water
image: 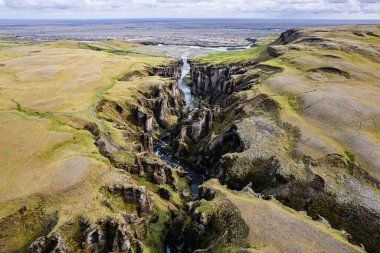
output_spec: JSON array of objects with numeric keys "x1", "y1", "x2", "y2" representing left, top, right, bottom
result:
[
  {"x1": 159, "y1": 46, "x2": 259, "y2": 253},
  {"x1": 153, "y1": 53, "x2": 205, "y2": 194},
  {"x1": 178, "y1": 54, "x2": 196, "y2": 110},
  {"x1": 154, "y1": 46, "x2": 252, "y2": 194}
]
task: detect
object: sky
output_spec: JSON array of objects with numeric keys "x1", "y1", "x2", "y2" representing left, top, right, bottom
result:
[{"x1": 0, "y1": 0, "x2": 379, "y2": 19}]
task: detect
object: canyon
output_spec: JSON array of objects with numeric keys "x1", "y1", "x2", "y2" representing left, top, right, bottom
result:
[{"x1": 0, "y1": 25, "x2": 379, "y2": 253}]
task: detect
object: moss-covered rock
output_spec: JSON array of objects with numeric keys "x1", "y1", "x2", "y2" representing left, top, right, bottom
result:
[{"x1": 166, "y1": 183, "x2": 249, "y2": 252}]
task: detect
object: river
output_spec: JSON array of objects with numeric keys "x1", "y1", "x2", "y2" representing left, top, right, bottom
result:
[
  {"x1": 178, "y1": 53, "x2": 196, "y2": 110},
  {"x1": 160, "y1": 47, "x2": 253, "y2": 253},
  {"x1": 153, "y1": 53, "x2": 205, "y2": 194},
  {"x1": 154, "y1": 46, "x2": 252, "y2": 194}
]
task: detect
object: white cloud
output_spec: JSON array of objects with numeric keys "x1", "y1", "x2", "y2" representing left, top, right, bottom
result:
[
  {"x1": 4, "y1": 0, "x2": 81, "y2": 9},
  {"x1": 0, "y1": 0, "x2": 379, "y2": 14}
]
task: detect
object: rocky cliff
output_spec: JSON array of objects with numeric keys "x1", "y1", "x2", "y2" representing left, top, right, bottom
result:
[{"x1": 170, "y1": 25, "x2": 380, "y2": 253}]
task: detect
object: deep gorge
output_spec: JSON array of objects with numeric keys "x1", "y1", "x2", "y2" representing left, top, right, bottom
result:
[
  {"x1": 85, "y1": 42, "x2": 379, "y2": 252},
  {"x1": 2, "y1": 24, "x2": 380, "y2": 253},
  {"x1": 156, "y1": 47, "x2": 379, "y2": 252}
]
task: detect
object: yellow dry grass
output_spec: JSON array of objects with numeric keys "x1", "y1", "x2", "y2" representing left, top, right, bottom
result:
[
  {"x1": 258, "y1": 26, "x2": 380, "y2": 180},
  {"x1": 205, "y1": 180, "x2": 364, "y2": 253},
  {"x1": 0, "y1": 38, "x2": 171, "y2": 220}
]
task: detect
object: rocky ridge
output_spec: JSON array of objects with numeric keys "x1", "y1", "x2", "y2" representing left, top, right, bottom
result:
[{"x1": 169, "y1": 25, "x2": 380, "y2": 253}]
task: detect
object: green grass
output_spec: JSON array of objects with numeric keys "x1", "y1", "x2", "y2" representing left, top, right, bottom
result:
[
  {"x1": 173, "y1": 170, "x2": 191, "y2": 194},
  {"x1": 12, "y1": 99, "x2": 52, "y2": 119},
  {"x1": 144, "y1": 205, "x2": 170, "y2": 253},
  {"x1": 193, "y1": 33, "x2": 280, "y2": 66},
  {"x1": 0, "y1": 40, "x2": 31, "y2": 49},
  {"x1": 133, "y1": 174, "x2": 185, "y2": 207},
  {"x1": 195, "y1": 45, "x2": 267, "y2": 65},
  {"x1": 254, "y1": 34, "x2": 280, "y2": 46},
  {"x1": 78, "y1": 42, "x2": 165, "y2": 58}
]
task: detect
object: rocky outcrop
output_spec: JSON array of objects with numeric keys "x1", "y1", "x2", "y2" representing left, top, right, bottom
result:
[
  {"x1": 170, "y1": 62, "x2": 282, "y2": 170},
  {"x1": 108, "y1": 185, "x2": 154, "y2": 215},
  {"x1": 149, "y1": 60, "x2": 182, "y2": 79},
  {"x1": 190, "y1": 62, "x2": 281, "y2": 104},
  {"x1": 136, "y1": 107, "x2": 155, "y2": 152},
  {"x1": 273, "y1": 28, "x2": 304, "y2": 45},
  {"x1": 170, "y1": 95, "x2": 281, "y2": 177},
  {"x1": 79, "y1": 217, "x2": 145, "y2": 253},
  {"x1": 210, "y1": 116, "x2": 296, "y2": 190},
  {"x1": 84, "y1": 122, "x2": 100, "y2": 140},
  {"x1": 166, "y1": 183, "x2": 249, "y2": 252},
  {"x1": 197, "y1": 124, "x2": 244, "y2": 174},
  {"x1": 183, "y1": 38, "x2": 380, "y2": 252},
  {"x1": 0, "y1": 208, "x2": 59, "y2": 253},
  {"x1": 171, "y1": 107, "x2": 213, "y2": 162},
  {"x1": 25, "y1": 182, "x2": 157, "y2": 253},
  {"x1": 197, "y1": 185, "x2": 216, "y2": 201},
  {"x1": 89, "y1": 59, "x2": 185, "y2": 175},
  {"x1": 190, "y1": 63, "x2": 235, "y2": 102},
  {"x1": 271, "y1": 155, "x2": 380, "y2": 252},
  {"x1": 157, "y1": 187, "x2": 172, "y2": 200},
  {"x1": 29, "y1": 233, "x2": 67, "y2": 253},
  {"x1": 132, "y1": 62, "x2": 185, "y2": 154},
  {"x1": 132, "y1": 157, "x2": 176, "y2": 187},
  {"x1": 136, "y1": 83, "x2": 183, "y2": 130}
]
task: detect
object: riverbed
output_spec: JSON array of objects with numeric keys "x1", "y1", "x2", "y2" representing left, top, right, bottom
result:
[{"x1": 153, "y1": 53, "x2": 204, "y2": 194}]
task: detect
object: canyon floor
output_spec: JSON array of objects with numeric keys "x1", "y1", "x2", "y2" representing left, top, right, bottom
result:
[{"x1": 0, "y1": 25, "x2": 379, "y2": 253}]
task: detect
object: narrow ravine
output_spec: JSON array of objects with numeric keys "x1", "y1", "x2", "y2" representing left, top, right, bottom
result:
[
  {"x1": 154, "y1": 46, "x2": 253, "y2": 195},
  {"x1": 154, "y1": 53, "x2": 204, "y2": 194}
]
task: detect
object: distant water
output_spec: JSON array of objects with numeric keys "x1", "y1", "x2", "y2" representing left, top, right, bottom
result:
[
  {"x1": 1, "y1": 18, "x2": 379, "y2": 26},
  {"x1": 0, "y1": 19, "x2": 379, "y2": 47}
]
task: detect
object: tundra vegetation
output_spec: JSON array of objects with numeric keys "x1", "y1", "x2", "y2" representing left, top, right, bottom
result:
[{"x1": 0, "y1": 25, "x2": 379, "y2": 253}]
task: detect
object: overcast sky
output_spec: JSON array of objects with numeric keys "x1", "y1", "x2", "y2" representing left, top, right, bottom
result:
[{"x1": 0, "y1": 0, "x2": 379, "y2": 19}]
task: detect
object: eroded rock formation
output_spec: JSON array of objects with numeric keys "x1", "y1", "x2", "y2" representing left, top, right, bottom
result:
[
  {"x1": 168, "y1": 29, "x2": 380, "y2": 252},
  {"x1": 166, "y1": 184, "x2": 249, "y2": 253}
]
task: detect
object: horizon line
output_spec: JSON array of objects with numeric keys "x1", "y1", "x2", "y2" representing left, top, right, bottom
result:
[{"x1": 0, "y1": 17, "x2": 380, "y2": 21}]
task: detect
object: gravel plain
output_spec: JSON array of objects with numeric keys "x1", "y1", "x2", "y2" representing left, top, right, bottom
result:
[{"x1": 1, "y1": 19, "x2": 376, "y2": 47}]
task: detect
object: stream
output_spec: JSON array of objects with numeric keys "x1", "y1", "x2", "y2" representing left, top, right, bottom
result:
[
  {"x1": 153, "y1": 53, "x2": 205, "y2": 194},
  {"x1": 154, "y1": 46, "x2": 250, "y2": 194},
  {"x1": 159, "y1": 48, "x2": 251, "y2": 253},
  {"x1": 178, "y1": 53, "x2": 196, "y2": 110}
]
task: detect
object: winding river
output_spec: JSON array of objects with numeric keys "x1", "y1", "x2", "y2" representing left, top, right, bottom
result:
[
  {"x1": 154, "y1": 45, "x2": 252, "y2": 194},
  {"x1": 160, "y1": 47, "x2": 252, "y2": 252},
  {"x1": 178, "y1": 53, "x2": 196, "y2": 110},
  {"x1": 154, "y1": 53, "x2": 205, "y2": 194}
]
